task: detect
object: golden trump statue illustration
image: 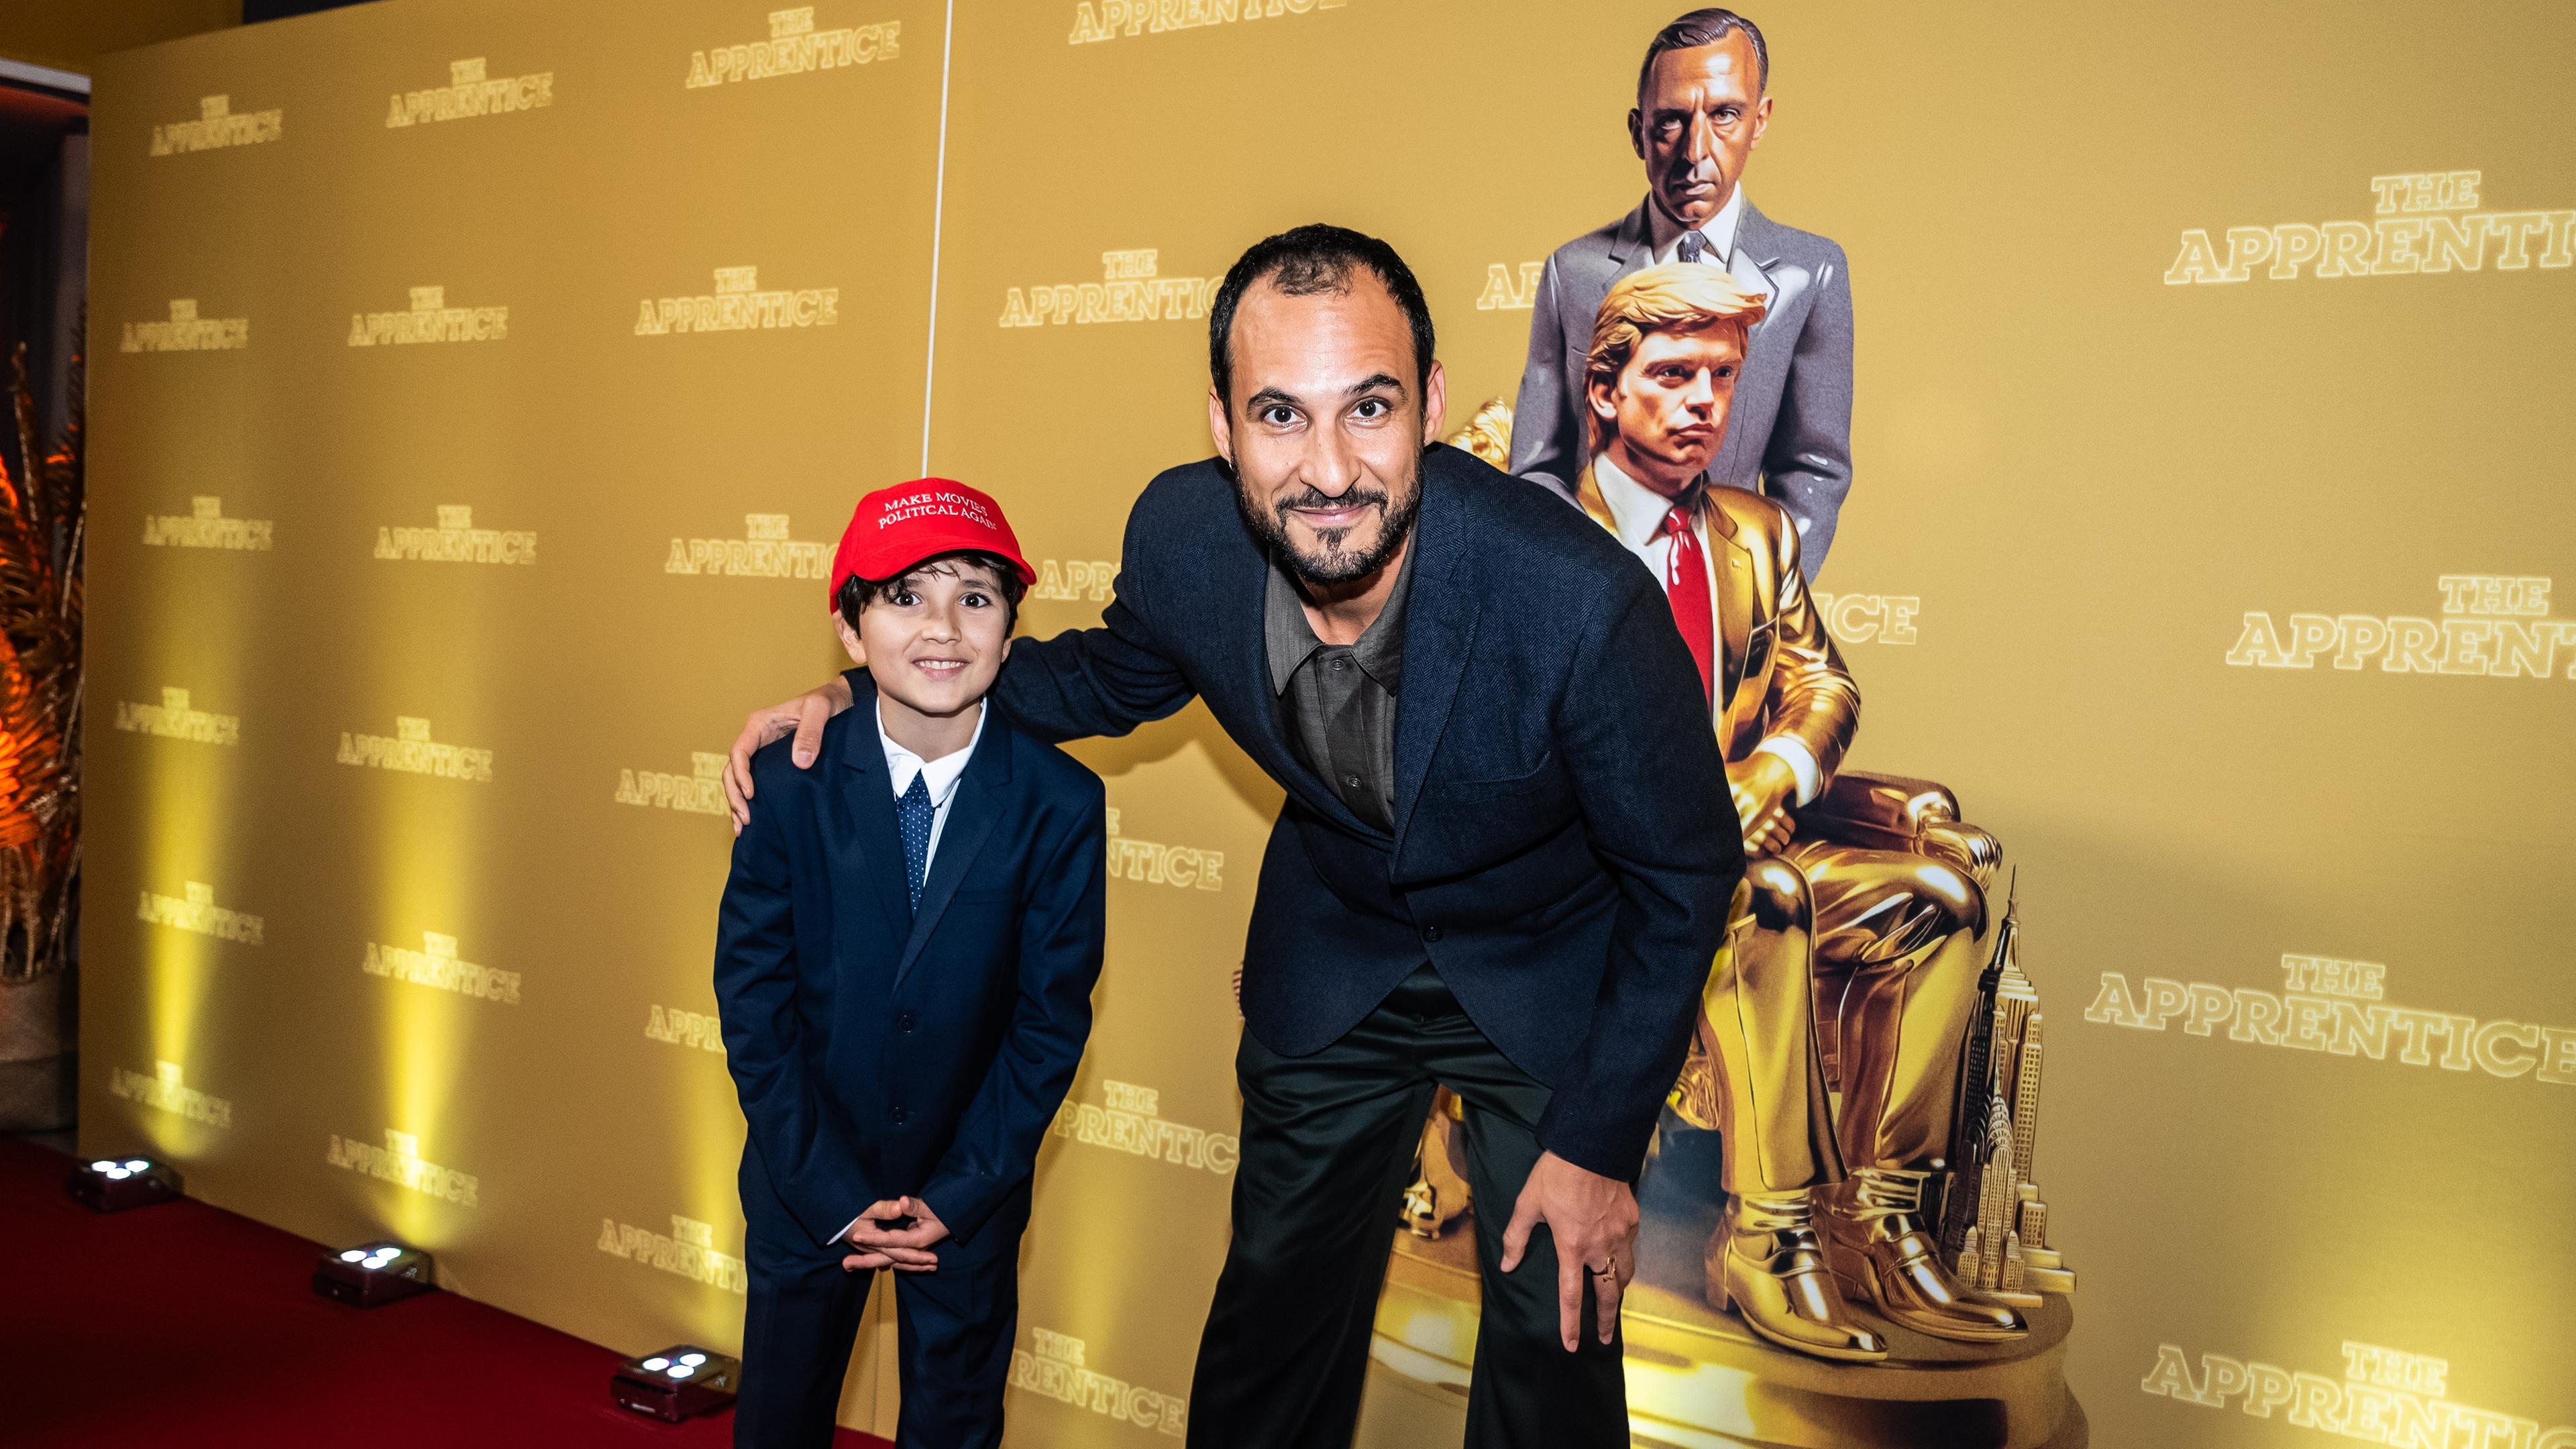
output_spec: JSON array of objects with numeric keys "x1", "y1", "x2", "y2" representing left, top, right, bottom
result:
[
  {"x1": 1574, "y1": 264, "x2": 2023, "y2": 1360},
  {"x1": 1374, "y1": 265, "x2": 2080, "y2": 1447}
]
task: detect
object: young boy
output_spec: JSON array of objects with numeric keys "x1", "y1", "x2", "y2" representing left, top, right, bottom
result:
[{"x1": 714, "y1": 478, "x2": 1106, "y2": 1448}]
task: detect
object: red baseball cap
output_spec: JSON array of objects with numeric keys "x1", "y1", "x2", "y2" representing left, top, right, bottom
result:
[{"x1": 828, "y1": 478, "x2": 1038, "y2": 611}]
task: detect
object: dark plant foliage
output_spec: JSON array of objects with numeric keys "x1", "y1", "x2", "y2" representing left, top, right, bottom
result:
[{"x1": 0, "y1": 337, "x2": 83, "y2": 983}]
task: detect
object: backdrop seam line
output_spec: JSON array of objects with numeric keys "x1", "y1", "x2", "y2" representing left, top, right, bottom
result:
[{"x1": 919, "y1": 0, "x2": 956, "y2": 476}]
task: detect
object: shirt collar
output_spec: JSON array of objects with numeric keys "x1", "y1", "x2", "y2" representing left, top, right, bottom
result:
[
  {"x1": 877, "y1": 698, "x2": 985, "y2": 804},
  {"x1": 1647, "y1": 184, "x2": 1748, "y2": 267},
  {"x1": 1591, "y1": 451, "x2": 1701, "y2": 551},
  {"x1": 1263, "y1": 539, "x2": 1417, "y2": 695}
]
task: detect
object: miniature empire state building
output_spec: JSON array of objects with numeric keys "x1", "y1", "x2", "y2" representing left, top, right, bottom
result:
[{"x1": 1938, "y1": 888, "x2": 2077, "y2": 1301}]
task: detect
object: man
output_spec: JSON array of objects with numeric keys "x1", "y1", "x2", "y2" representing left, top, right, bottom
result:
[
  {"x1": 727, "y1": 226, "x2": 1743, "y2": 1448},
  {"x1": 1574, "y1": 262, "x2": 2023, "y2": 1360},
  {"x1": 1511, "y1": 7, "x2": 1855, "y2": 576}
]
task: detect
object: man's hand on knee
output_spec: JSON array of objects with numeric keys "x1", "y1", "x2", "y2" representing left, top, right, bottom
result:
[
  {"x1": 1499, "y1": 1149, "x2": 1640, "y2": 1350},
  {"x1": 723, "y1": 678, "x2": 855, "y2": 834}
]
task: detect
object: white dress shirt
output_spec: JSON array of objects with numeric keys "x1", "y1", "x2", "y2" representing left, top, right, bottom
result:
[
  {"x1": 1644, "y1": 185, "x2": 1780, "y2": 351},
  {"x1": 878, "y1": 698, "x2": 985, "y2": 877},
  {"x1": 1646, "y1": 184, "x2": 1748, "y2": 268},
  {"x1": 1589, "y1": 451, "x2": 1821, "y2": 806},
  {"x1": 838, "y1": 698, "x2": 986, "y2": 1243}
]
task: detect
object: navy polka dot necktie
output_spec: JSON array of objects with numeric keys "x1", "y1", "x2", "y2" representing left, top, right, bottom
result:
[{"x1": 895, "y1": 773, "x2": 933, "y2": 912}]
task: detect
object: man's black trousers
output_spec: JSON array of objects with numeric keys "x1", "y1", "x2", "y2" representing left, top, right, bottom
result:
[{"x1": 1188, "y1": 963, "x2": 1629, "y2": 1448}]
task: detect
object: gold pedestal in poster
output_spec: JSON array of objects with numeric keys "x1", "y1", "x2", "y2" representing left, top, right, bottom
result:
[
  {"x1": 1371, "y1": 1224, "x2": 2083, "y2": 1448},
  {"x1": 1375, "y1": 761, "x2": 2083, "y2": 1446}
]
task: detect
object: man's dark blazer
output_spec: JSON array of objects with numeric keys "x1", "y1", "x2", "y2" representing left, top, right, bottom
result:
[
  {"x1": 1509, "y1": 197, "x2": 1856, "y2": 576},
  {"x1": 715, "y1": 673, "x2": 1106, "y2": 1250},
  {"x1": 989, "y1": 443, "x2": 1743, "y2": 1177}
]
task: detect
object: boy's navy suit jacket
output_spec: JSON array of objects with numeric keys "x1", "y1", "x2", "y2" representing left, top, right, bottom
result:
[{"x1": 714, "y1": 670, "x2": 1106, "y2": 1249}]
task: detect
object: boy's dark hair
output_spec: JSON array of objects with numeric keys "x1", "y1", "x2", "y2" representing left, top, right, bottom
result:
[
  {"x1": 1207, "y1": 223, "x2": 1436, "y2": 411},
  {"x1": 835, "y1": 549, "x2": 1028, "y2": 634}
]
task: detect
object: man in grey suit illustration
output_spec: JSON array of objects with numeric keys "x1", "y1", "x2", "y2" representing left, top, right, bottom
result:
[{"x1": 1510, "y1": 7, "x2": 1854, "y2": 577}]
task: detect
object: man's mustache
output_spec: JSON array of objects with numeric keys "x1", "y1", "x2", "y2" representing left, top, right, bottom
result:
[{"x1": 1275, "y1": 486, "x2": 1388, "y2": 526}]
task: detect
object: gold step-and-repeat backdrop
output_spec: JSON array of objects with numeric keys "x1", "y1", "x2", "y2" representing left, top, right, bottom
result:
[{"x1": 83, "y1": 1, "x2": 2573, "y2": 1445}]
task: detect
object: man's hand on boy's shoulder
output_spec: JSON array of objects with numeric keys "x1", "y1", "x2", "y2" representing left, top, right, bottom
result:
[
  {"x1": 725, "y1": 677, "x2": 857, "y2": 834},
  {"x1": 840, "y1": 1195, "x2": 950, "y2": 1273}
]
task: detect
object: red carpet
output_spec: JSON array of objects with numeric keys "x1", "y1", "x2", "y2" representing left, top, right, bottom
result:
[{"x1": 0, "y1": 1134, "x2": 890, "y2": 1448}]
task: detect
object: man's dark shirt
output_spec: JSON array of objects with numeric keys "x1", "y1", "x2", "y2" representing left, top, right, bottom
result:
[{"x1": 1263, "y1": 543, "x2": 1413, "y2": 834}]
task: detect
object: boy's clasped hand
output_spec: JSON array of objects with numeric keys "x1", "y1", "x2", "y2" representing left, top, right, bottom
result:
[{"x1": 841, "y1": 1196, "x2": 949, "y2": 1272}]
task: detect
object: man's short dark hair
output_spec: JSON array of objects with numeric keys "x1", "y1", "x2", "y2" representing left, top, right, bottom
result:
[
  {"x1": 1208, "y1": 224, "x2": 1436, "y2": 411},
  {"x1": 835, "y1": 549, "x2": 1026, "y2": 633},
  {"x1": 1637, "y1": 7, "x2": 1768, "y2": 105}
]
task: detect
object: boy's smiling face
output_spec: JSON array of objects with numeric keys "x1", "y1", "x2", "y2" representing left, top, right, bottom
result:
[{"x1": 836, "y1": 555, "x2": 1014, "y2": 726}]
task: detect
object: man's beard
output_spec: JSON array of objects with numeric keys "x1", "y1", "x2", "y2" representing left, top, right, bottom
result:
[{"x1": 1233, "y1": 455, "x2": 1424, "y2": 586}]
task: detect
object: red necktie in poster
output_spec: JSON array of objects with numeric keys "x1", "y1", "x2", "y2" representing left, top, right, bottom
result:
[{"x1": 1661, "y1": 503, "x2": 1716, "y2": 704}]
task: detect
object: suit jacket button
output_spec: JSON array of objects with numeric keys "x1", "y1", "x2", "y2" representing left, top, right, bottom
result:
[
  {"x1": 898, "y1": 1014, "x2": 916, "y2": 1032},
  {"x1": 1422, "y1": 925, "x2": 1443, "y2": 943},
  {"x1": 891, "y1": 1107, "x2": 908, "y2": 1125}
]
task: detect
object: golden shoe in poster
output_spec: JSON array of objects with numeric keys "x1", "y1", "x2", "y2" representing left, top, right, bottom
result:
[
  {"x1": 1399, "y1": 1089, "x2": 1472, "y2": 1240},
  {"x1": 1823, "y1": 1167, "x2": 2027, "y2": 1342},
  {"x1": 1711, "y1": 1189, "x2": 1888, "y2": 1362}
]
